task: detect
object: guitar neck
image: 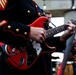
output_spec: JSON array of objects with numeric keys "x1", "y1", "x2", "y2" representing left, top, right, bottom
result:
[{"x1": 46, "y1": 24, "x2": 67, "y2": 39}]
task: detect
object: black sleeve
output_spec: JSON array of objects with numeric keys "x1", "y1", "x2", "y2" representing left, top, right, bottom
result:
[{"x1": 0, "y1": 20, "x2": 30, "y2": 48}]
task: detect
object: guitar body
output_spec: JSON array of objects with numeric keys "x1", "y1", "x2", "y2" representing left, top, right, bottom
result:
[
  {"x1": 6, "y1": 48, "x2": 28, "y2": 70},
  {"x1": 29, "y1": 16, "x2": 48, "y2": 28},
  {"x1": 4, "y1": 44, "x2": 52, "y2": 70},
  {"x1": 2, "y1": 16, "x2": 49, "y2": 70},
  {"x1": 2, "y1": 16, "x2": 73, "y2": 70},
  {"x1": 2, "y1": 44, "x2": 29, "y2": 70}
]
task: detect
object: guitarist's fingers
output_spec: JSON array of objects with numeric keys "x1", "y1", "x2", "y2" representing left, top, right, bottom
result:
[
  {"x1": 36, "y1": 34, "x2": 46, "y2": 43},
  {"x1": 43, "y1": 30, "x2": 46, "y2": 38},
  {"x1": 67, "y1": 25, "x2": 76, "y2": 34},
  {"x1": 42, "y1": 30, "x2": 46, "y2": 40},
  {"x1": 39, "y1": 30, "x2": 46, "y2": 43},
  {"x1": 66, "y1": 21, "x2": 76, "y2": 33},
  {"x1": 67, "y1": 21, "x2": 72, "y2": 24},
  {"x1": 41, "y1": 28, "x2": 46, "y2": 36},
  {"x1": 67, "y1": 27, "x2": 75, "y2": 35},
  {"x1": 39, "y1": 35, "x2": 46, "y2": 43},
  {"x1": 68, "y1": 27, "x2": 73, "y2": 31}
]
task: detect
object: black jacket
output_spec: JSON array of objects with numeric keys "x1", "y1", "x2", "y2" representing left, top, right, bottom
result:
[{"x1": 0, "y1": 0, "x2": 38, "y2": 47}]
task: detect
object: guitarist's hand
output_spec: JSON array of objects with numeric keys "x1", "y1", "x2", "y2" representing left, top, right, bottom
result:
[
  {"x1": 60, "y1": 21, "x2": 76, "y2": 41},
  {"x1": 30, "y1": 27, "x2": 46, "y2": 43}
]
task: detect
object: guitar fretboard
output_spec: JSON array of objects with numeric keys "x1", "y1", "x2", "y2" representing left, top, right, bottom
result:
[{"x1": 46, "y1": 25, "x2": 67, "y2": 39}]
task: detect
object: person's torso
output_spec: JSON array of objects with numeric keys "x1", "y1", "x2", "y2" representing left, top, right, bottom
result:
[{"x1": 0, "y1": 0, "x2": 38, "y2": 24}]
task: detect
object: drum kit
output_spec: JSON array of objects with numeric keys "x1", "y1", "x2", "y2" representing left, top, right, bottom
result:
[{"x1": 51, "y1": 52, "x2": 74, "y2": 75}]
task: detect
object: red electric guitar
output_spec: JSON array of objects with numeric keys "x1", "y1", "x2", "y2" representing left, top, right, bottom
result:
[{"x1": 1, "y1": 16, "x2": 75, "y2": 70}]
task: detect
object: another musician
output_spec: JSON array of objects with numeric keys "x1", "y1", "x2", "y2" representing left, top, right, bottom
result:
[{"x1": 0, "y1": 0, "x2": 76, "y2": 75}]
